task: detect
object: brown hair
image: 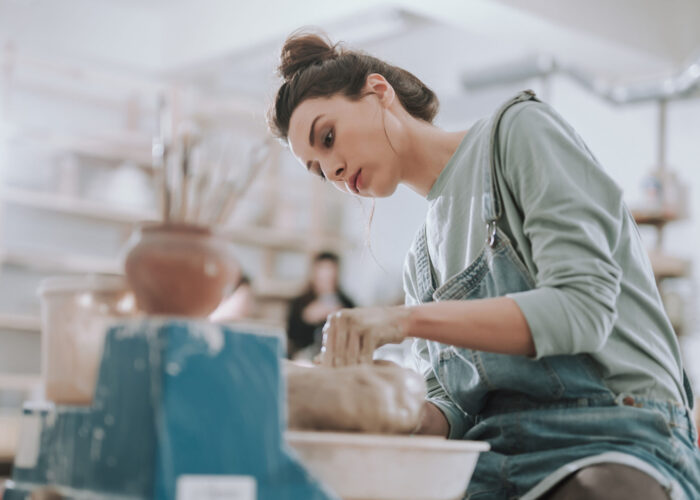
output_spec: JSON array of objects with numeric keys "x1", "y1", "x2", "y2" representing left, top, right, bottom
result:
[{"x1": 268, "y1": 30, "x2": 439, "y2": 141}]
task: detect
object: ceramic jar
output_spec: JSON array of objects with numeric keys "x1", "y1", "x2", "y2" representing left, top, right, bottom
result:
[{"x1": 124, "y1": 223, "x2": 239, "y2": 317}]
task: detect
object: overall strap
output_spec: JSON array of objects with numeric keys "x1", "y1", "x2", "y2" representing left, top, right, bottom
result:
[{"x1": 482, "y1": 90, "x2": 540, "y2": 247}]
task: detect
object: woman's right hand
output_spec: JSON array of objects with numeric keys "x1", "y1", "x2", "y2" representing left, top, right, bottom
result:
[{"x1": 319, "y1": 306, "x2": 411, "y2": 367}]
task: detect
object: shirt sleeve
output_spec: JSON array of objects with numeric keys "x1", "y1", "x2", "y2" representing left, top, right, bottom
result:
[
  {"x1": 403, "y1": 251, "x2": 469, "y2": 439},
  {"x1": 498, "y1": 102, "x2": 623, "y2": 357}
]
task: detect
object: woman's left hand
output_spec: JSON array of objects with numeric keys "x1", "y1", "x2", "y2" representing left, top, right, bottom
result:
[{"x1": 319, "y1": 306, "x2": 411, "y2": 366}]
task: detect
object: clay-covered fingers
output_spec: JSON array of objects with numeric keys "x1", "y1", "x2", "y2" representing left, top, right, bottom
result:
[
  {"x1": 332, "y1": 313, "x2": 348, "y2": 367},
  {"x1": 321, "y1": 308, "x2": 398, "y2": 366},
  {"x1": 345, "y1": 329, "x2": 361, "y2": 366},
  {"x1": 360, "y1": 333, "x2": 377, "y2": 364},
  {"x1": 320, "y1": 319, "x2": 334, "y2": 367},
  {"x1": 320, "y1": 311, "x2": 350, "y2": 367},
  {"x1": 341, "y1": 313, "x2": 369, "y2": 366}
]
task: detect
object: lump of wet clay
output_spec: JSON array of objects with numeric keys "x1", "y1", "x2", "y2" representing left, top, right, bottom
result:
[{"x1": 286, "y1": 361, "x2": 426, "y2": 434}]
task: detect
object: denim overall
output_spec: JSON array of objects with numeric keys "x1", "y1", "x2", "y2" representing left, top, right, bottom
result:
[{"x1": 412, "y1": 91, "x2": 700, "y2": 499}]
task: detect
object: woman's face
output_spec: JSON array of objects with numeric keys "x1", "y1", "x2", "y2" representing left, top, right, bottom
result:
[
  {"x1": 287, "y1": 79, "x2": 403, "y2": 198},
  {"x1": 312, "y1": 260, "x2": 338, "y2": 294}
]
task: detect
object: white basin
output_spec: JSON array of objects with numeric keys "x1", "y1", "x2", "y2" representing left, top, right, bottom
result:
[{"x1": 286, "y1": 431, "x2": 489, "y2": 500}]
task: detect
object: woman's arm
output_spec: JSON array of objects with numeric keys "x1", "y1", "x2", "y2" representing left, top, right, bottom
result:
[
  {"x1": 495, "y1": 102, "x2": 623, "y2": 356},
  {"x1": 406, "y1": 297, "x2": 535, "y2": 357},
  {"x1": 320, "y1": 297, "x2": 533, "y2": 367}
]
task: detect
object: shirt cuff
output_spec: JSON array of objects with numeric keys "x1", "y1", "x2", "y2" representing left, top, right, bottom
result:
[
  {"x1": 507, "y1": 288, "x2": 570, "y2": 358},
  {"x1": 427, "y1": 397, "x2": 469, "y2": 440}
]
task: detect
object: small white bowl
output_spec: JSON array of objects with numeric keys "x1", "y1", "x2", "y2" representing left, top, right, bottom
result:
[{"x1": 286, "y1": 431, "x2": 489, "y2": 500}]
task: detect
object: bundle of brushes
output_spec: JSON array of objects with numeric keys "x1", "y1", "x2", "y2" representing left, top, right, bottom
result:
[{"x1": 152, "y1": 122, "x2": 272, "y2": 229}]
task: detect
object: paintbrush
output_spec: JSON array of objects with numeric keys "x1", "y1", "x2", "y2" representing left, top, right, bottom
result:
[
  {"x1": 152, "y1": 137, "x2": 169, "y2": 223},
  {"x1": 213, "y1": 139, "x2": 272, "y2": 225}
]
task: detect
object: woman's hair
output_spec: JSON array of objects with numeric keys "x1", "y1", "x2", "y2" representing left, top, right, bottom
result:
[
  {"x1": 269, "y1": 30, "x2": 439, "y2": 141},
  {"x1": 313, "y1": 251, "x2": 339, "y2": 264}
]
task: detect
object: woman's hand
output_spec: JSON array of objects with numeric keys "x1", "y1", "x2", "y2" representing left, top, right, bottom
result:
[{"x1": 319, "y1": 306, "x2": 411, "y2": 366}]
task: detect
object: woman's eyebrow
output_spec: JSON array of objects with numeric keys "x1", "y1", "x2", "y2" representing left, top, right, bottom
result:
[{"x1": 309, "y1": 114, "x2": 324, "y2": 146}]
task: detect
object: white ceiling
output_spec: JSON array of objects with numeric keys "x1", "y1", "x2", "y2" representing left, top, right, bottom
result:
[
  {"x1": 1, "y1": 0, "x2": 698, "y2": 105},
  {"x1": 495, "y1": 0, "x2": 700, "y2": 64}
]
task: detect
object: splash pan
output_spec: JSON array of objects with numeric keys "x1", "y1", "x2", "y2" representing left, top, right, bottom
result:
[{"x1": 286, "y1": 430, "x2": 489, "y2": 500}]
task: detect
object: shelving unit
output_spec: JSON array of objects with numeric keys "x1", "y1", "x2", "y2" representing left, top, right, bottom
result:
[
  {"x1": 0, "y1": 53, "x2": 159, "y2": 407},
  {"x1": 0, "y1": 121, "x2": 154, "y2": 167},
  {"x1": 0, "y1": 248, "x2": 121, "y2": 276},
  {"x1": 630, "y1": 100, "x2": 692, "y2": 335},
  {"x1": 0, "y1": 314, "x2": 40, "y2": 333},
  {"x1": 646, "y1": 249, "x2": 692, "y2": 282},
  {"x1": 0, "y1": 47, "x2": 357, "y2": 455},
  {"x1": 632, "y1": 208, "x2": 692, "y2": 336},
  {"x1": 0, "y1": 185, "x2": 351, "y2": 257},
  {"x1": 0, "y1": 186, "x2": 158, "y2": 224},
  {"x1": 630, "y1": 207, "x2": 691, "y2": 281}
]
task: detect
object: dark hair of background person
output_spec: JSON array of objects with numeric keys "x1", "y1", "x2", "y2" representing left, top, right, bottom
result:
[
  {"x1": 313, "y1": 250, "x2": 339, "y2": 264},
  {"x1": 268, "y1": 30, "x2": 439, "y2": 142}
]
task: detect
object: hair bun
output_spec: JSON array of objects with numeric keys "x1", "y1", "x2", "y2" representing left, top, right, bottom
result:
[{"x1": 278, "y1": 31, "x2": 338, "y2": 81}]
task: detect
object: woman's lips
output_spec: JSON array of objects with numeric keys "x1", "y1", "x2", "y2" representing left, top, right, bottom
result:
[
  {"x1": 354, "y1": 169, "x2": 363, "y2": 193},
  {"x1": 349, "y1": 169, "x2": 362, "y2": 194}
]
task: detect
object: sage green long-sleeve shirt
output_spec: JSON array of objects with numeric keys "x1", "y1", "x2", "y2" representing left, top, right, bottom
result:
[{"x1": 404, "y1": 100, "x2": 687, "y2": 435}]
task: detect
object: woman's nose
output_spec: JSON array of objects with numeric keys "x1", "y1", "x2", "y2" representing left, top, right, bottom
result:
[{"x1": 325, "y1": 163, "x2": 345, "y2": 182}]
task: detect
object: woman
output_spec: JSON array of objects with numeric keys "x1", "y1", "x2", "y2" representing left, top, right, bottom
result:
[
  {"x1": 269, "y1": 32, "x2": 700, "y2": 499},
  {"x1": 286, "y1": 251, "x2": 355, "y2": 359}
]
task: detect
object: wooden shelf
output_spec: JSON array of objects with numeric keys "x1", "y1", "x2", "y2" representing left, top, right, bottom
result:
[
  {"x1": 223, "y1": 224, "x2": 354, "y2": 254},
  {"x1": 648, "y1": 251, "x2": 691, "y2": 280},
  {"x1": 631, "y1": 209, "x2": 683, "y2": 226},
  {"x1": 2, "y1": 49, "x2": 164, "y2": 98},
  {"x1": 631, "y1": 209, "x2": 691, "y2": 282},
  {"x1": 0, "y1": 374, "x2": 41, "y2": 392},
  {"x1": 0, "y1": 52, "x2": 353, "y2": 332},
  {"x1": 0, "y1": 187, "x2": 355, "y2": 254},
  {"x1": 253, "y1": 277, "x2": 305, "y2": 300},
  {"x1": 0, "y1": 314, "x2": 40, "y2": 333},
  {"x1": 0, "y1": 248, "x2": 121, "y2": 275},
  {"x1": 0, "y1": 186, "x2": 158, "y2": 224},
  {"x1": 0, "y1": 122, "x2": 155, "y2": 167}
]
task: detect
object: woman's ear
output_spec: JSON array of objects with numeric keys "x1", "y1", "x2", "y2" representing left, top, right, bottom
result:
[{"x1": 365, "y1": 73, "x2": 395, "y2": 108}]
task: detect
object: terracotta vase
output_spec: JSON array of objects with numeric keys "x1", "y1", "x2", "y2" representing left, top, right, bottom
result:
[{"x1": 124, "y1": 223, "x2": 240, "y2": 317}]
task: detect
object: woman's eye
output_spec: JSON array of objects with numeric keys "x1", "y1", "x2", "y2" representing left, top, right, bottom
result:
[
  {"x1": 323, "y1": 129, "x2": 334, "y2": 148},
  {"x1": 317, "y1": 168, "x2": 326, "y2": 181}
]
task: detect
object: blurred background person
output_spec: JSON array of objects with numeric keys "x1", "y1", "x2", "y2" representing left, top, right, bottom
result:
[
  {"x1": 286, "y1": 252, "x2": 355, "y2": 360},
  {"x1": 210, "y1": 275, "x2": 256, "y2": 323}
]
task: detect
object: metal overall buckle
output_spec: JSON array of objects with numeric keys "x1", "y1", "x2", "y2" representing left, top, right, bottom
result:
[{"x1": 486, "y1": 221, "x2": 497, "y2": 247}]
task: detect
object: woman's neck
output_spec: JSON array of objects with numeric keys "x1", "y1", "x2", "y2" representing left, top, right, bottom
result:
[{"x1": 400, "y1": 121, "x2": 468, "y2": 197}]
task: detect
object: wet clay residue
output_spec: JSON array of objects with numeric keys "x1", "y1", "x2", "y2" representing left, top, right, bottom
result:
[
  {"x1": 286, "y1": 360, "x2": 426, "y2": 434},
  {"x1": 124, "y1": 224, "x2": 239, "y2": 317}
]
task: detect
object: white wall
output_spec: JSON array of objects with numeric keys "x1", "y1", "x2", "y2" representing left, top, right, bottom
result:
[
  {"x1": 0, "y1": 0, "x2": 164, "y2": 72},
  {"x1": 1, "y1": 0, "x2": 699, "y2": 377}
]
